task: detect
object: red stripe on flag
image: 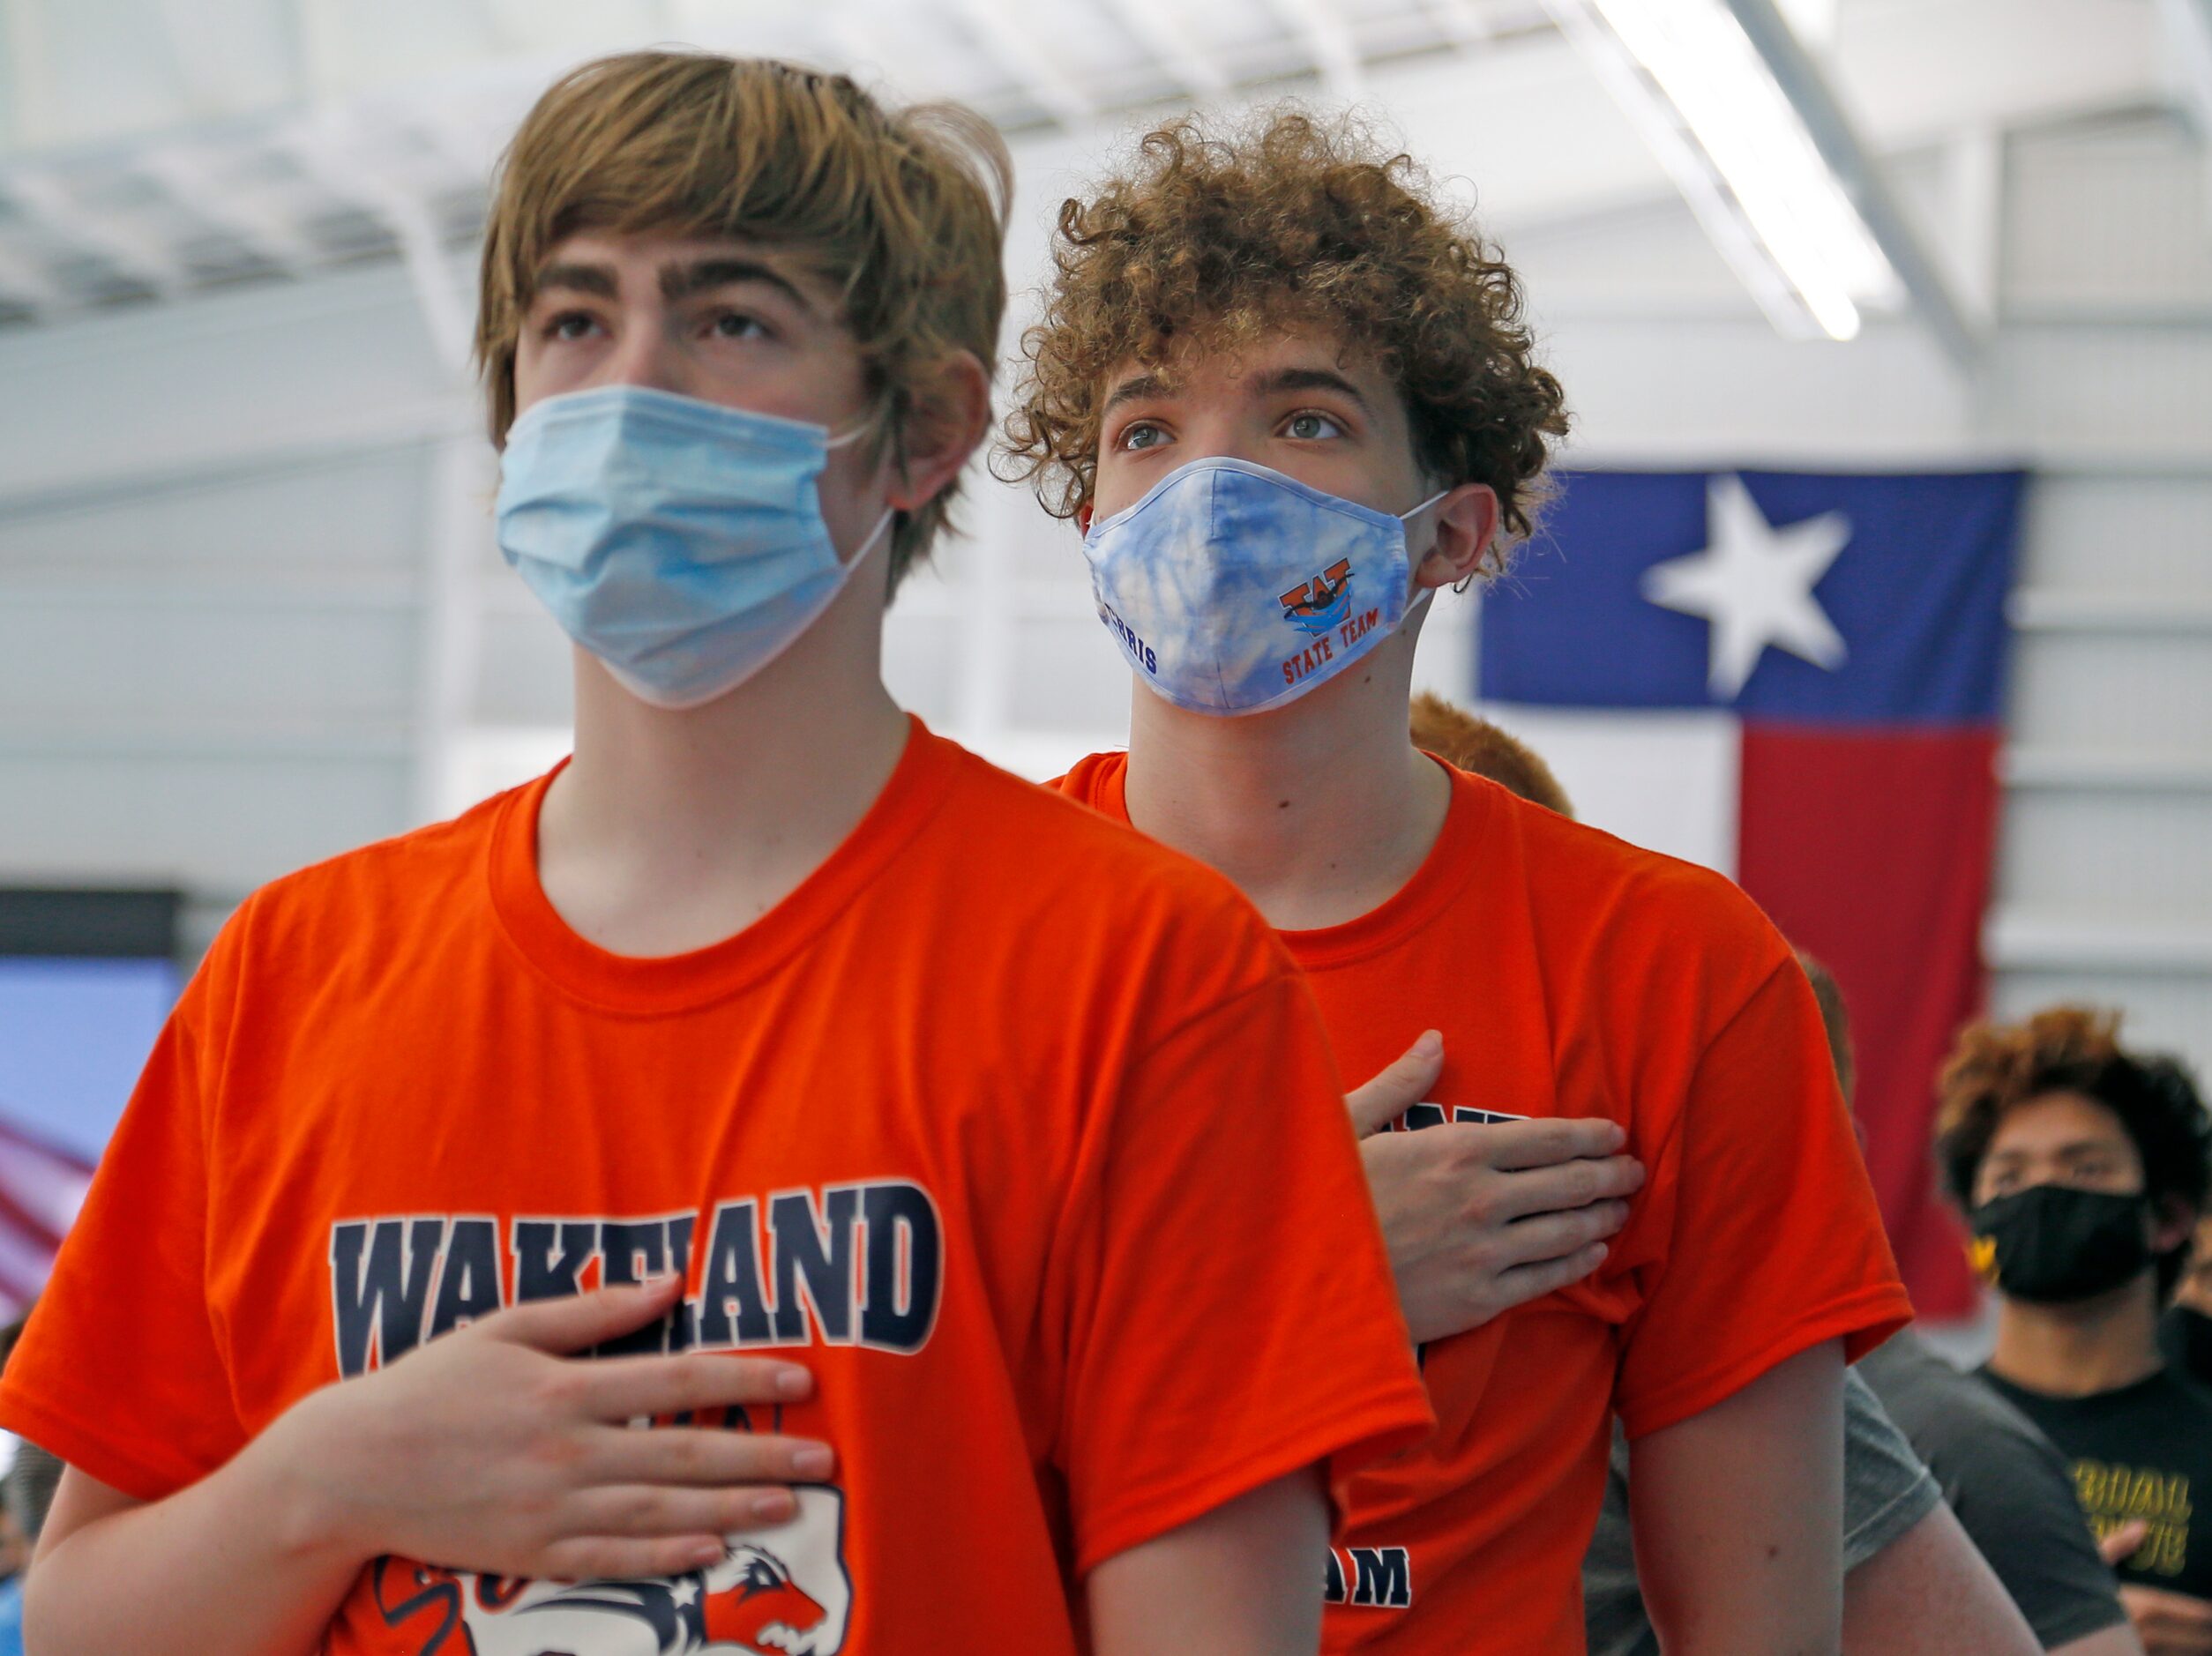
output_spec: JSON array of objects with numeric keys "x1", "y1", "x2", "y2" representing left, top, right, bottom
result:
[
  {"x1": 0, "y1": 1180, "x2": 63, "y2": 1255},
  {"x1": 1737, "y1": 725, "x2": 2001, "y2": 1321},
  {"x1": 0, "y1": 1114, "x2": 95, "y2": 1177}
]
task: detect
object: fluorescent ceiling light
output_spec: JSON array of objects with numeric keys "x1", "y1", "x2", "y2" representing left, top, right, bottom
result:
[
  {"x1": 1777, "y1": 0, "x2": 1836, "y2": 43},
  {"x1": 1546, "y1": 0, "x2": 1899, "y2": 341}
]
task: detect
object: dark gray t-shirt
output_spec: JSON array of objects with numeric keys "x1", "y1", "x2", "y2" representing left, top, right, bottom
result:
[
  {"x1": 1867, "y1": 1332, "x2": 2127, "y2": 1645},
  {"x1": 1865, "y1": 1337, "x2": 2135, "y2": 1644},
  {"x1": 1583, "y1": 1367, "x2": 1939, "y2": 1656}
]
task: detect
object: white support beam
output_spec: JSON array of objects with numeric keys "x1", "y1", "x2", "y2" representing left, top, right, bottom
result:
[
  {"x1": 2156, "y1": 0, "x2": 2212, "y2": 224},
  {"x1": 2156, "y1": 0, "x2": 2212, "y2": 140},
  {"x1": 2005, "y1": 750, "x2": 2212, "y2": 792},
  {"x1": 1421, "y1": 0, "x2": 1498, "y2": 49},
  {"x1": 139, "y1": 146, "x2": 319, "y2": 276},
  {"x1": 414, "y1": 432, "x2": 494, "y2": 824},
  {"x1": 1722, "y1": 0, "x2": 1984, "y2": 367},
  {"x1": 1938, "y1": 125, "x2": 2002, "y2": 336},
  {"x1": 2, "y1": 169, "x2": 191, "y2": 295},
  {"x1": 1100, "y1": 0, "x2": 1229, "y2": 96},
  {"x1": 944, "y1": 0, "x2": 1095, "y2": 128},
  {"x1": 1987, "y1": 912, "x2": 2212, "y2": 975},
  {"x1": 284, "y1": 120, "x2": 475, "y2": 375},
  {"x1": 1, "y1": 0, "x2": 55, "y2": 153},
  {"x1": 146, "y1": 0, "x2": 281, "y2": 116},
  {"x1": 1266, "y1": 0, "x2": 1364, "y2": 100},
  {"x1": 0, "y1": 235, "x2": 62, "y2": 316}
]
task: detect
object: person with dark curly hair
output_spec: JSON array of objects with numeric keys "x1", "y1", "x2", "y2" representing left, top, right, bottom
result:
[
  {"x1": 1939, "y1": 1008, "x2": 2212, "y2": 1646},
  {"x1": 1005, "y1": 108, "x2": 1914, "y2": 1654}
]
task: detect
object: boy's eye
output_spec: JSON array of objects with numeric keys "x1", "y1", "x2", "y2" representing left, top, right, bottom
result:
[
  {"x1": 1284, "y1": 410, "x2": 1343, "y2": 441},
  {"x1": 712, "y1": 311, "x2": 768, "y2": 340},
  {"x1": 545, "y1": 311, "x2": 599, "y2": 342},
  {"x1": 1119, "y1": 421, "x2": 1168, "y2": 451}
]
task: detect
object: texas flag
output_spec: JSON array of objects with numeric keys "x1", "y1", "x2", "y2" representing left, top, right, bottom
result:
[{"x1": 1478, "y1": 468, "x2": 2027, "y2": 1318}]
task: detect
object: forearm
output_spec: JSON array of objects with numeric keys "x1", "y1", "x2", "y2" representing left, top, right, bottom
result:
[
  {"x1": 1087, "y1": 1468, "x2": 1329, "y2": 1656},
  {"x1": 1842, "y1": 1503, "x2": 2039, "y2": 1656},
  {"x1": 1630, "y1": 1342, "x2": 1845, "y2": 1656},
  {"x1": 28, "y1": 1424, "x2": 364, "y2": 1656}
]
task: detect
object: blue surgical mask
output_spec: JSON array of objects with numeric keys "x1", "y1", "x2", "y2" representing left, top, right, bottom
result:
[
  {"x1": 496, "y1": 384, "x2": 892, "y2": 710},
  {"x1": 1081, "y1": 457, "x2": 1444, "y2": 716}
]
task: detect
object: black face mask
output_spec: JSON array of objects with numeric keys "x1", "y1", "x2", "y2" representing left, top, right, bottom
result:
[{"x1": 1970, "y1": 1185, "x2": 2153, "y2": 1305}]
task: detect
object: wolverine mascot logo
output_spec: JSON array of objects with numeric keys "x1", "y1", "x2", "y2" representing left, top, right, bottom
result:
[{"x1": 377, "y1": 1485, "x2": 852, "y2": 1655}]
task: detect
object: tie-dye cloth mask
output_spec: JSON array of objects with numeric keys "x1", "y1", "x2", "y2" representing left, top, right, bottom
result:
[{"x1": 1080, "y1": 456, "x2": 1443, "y2": 716}]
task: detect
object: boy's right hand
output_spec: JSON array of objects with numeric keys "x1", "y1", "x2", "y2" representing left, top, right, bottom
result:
[
  {"x1": 272, "y1": 1275, "x2": 827, "y2": 1582},
  {"x1": 1348, "y1": 1033, "x2": 1645, "y2": 1346}
]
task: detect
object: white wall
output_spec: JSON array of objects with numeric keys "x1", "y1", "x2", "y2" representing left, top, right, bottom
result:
[{"x1": 0, "y1": 78, "x2": 2205, "y2": 1077}]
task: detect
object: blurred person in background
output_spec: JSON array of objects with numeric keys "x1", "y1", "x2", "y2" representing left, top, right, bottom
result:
[
  {"x1": 1006, "y1": 108, "x2": 1915, "y2": 1654},
  {"x1": 1407, "y1": 693, "x2": 2104, "y2": 1654},
  {"x1": 2157, "y1": 1215, "x2": 2212, "y2": 1389},
  {"x1": 0, "y1": 1310, "x2": 39, "y2": 1656},
  {"x1": 1794, "y1": 968, "x2": 2138, "y2": 1656},
  {"x1": 1407, "y1": 692, "x2": 1573, "y2": 816},
  {"x1": 1939, "y1": 1010, "x2": 2212, "y2": 1654}
]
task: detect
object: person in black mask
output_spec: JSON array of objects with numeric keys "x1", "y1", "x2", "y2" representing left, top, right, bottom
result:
[{"x1": 1937, "y1": 1006, "x2": 2212, "y2": 1653}]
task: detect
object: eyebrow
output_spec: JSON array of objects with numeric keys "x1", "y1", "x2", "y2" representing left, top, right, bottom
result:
[
  {"x1": 1101, "y1": 372, "x2": 1173, "y2": 419},
  {"x1": 1252, "y1": 366, "x2": 1371, "y2": 410},
  {"x1": 660, "y1": 257, "x2": 813, "y2": 314},
  {"x1": 1987, "y1": 1139, "x2": 2126, "y2": 1164},
  {"x1": 526, "y1": 257, "x2": 815, "y2": 315},
  {"x1": 532, "y1": 261, "x2": 617, "y2": 300},
  {"x1": 1099, "y1": 363, "x2": 1373, "y2": 421}
]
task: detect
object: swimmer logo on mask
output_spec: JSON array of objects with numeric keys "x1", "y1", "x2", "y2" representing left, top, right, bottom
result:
[
  {"x1": 1280, "y1": 560, "x2": 1354, "y2": 638},
  {"x1": 1081, "y1": 458, "x2": 1443, "y2": 716}
]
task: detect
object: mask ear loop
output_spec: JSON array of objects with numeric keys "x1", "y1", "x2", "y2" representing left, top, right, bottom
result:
[
  {"x1": 847, "y1": 509, "x2": 896, "y2": 565},
  {"x1": 1401, "y1": 490, "x2": 1452, "y2": 616},
  {"x1": 823, "y1": 403, "x2": 901, "y2": 568}
]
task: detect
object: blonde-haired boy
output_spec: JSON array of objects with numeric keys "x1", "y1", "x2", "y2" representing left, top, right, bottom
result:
[{"x1": 0, "y1": 56, "x2": 1429, "y2": 1655}]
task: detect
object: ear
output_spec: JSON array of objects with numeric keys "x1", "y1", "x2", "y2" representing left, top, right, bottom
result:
[
  {"x1": 884, "y1": 351, "x2": 992, "y2": 515},
  {"x1": 1414, "y1": 483, "x2": 1500, "y2": 591},
  {"x1": 2154, "y1": 1195, "x2": 2199, "y2": 1257}
]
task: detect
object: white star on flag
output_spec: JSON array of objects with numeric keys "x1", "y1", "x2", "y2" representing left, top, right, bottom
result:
[{"x1": 1640, "y1": 474, "x2": 1853, "y2": 700}]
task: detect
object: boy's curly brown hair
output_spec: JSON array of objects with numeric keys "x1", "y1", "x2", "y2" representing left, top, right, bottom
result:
[
  {"x1": 1934, "y1": 1005, "x2": 2212, "y2": 1293},
  {"x1": 997, "y1": 108, "x2": 1567, "y2": 576}
]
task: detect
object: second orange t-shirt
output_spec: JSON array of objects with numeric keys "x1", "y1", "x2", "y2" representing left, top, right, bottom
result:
[{"x1": 1057, "y1": 750, "x2": 1912, "y2": 1655}]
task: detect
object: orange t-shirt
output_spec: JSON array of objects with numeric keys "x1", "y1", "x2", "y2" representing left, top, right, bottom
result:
[
  {"x1": 1056, "y1": 751, "x2": 1912, "y2": 1655},
  {"x1": 3, "y1": 719, "x2": 1431, "y2": 1655}
]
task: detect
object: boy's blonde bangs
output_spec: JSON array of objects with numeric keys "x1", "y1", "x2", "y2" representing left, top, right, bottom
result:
[{"x1": 477, "y1": 52, "x2": 1011, "y2": 586}]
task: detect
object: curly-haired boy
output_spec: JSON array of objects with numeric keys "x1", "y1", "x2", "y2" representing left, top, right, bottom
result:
[
  {"x1": 1005, "y1": 109, "x2": 1913, "y2": 1653},
  {"x1": 0, "y1": 62, "x2": 1432, "y2": 1655}
]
